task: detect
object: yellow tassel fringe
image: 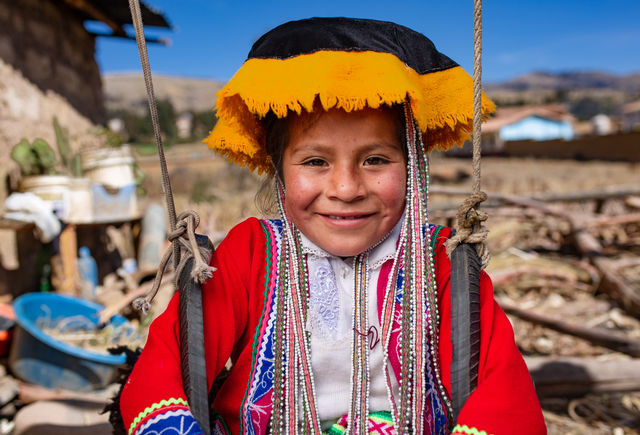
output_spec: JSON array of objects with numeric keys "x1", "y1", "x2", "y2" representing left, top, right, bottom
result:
[{"x1": 204, "y1": 50, "x2": 495, "y2": 173}]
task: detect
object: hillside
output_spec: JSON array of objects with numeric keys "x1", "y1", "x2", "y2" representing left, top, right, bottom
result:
[
  {"x1": 485, "y1": 71, "x2": 640, "y2": 106},
  {"x1": 103, "y1": 71, "x2": 640, "y2": 115},
  {"x1": 103, "y1": 73, "x2": 224, "y2": 115},
  {"x1": 485, "y1": 71, "x2": 640, "y2": 92}
]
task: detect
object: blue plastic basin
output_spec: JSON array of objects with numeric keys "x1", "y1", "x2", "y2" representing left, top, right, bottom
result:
[{"x1": 10, "y1": 292, "x2": 128, "y2": 391}]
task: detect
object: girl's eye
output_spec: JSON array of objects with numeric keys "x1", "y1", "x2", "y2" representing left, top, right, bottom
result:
[
  {"x1": 302, "y1": 158, "x2": 327, "y2": 167},
  {"x1": 364, "y1": 156, "x2": 390, "y2": 166}
]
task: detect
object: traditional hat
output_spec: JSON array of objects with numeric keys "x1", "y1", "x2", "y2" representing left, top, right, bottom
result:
[{"x1": 205, "y1": 17, "x2": 495, "y2": 173}]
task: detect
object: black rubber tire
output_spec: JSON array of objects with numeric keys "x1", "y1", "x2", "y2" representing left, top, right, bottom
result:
[
  {"x1": 450, "y1": 243, "x2": 482, "y2": 421},
  {"x1": 178, "y1": 233, "x2": 211, "y2": 434}
]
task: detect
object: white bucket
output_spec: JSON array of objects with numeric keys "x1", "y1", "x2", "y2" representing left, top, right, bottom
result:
[
  {"x1": 19, "y1": 175, "x2": 71, "y2": 219},
  {"x1": 66, "y1": 178, "x2": 93, "y2": 223},
  {"x1": 82, "y1": 146, "x2": 136, "y2": 189}
]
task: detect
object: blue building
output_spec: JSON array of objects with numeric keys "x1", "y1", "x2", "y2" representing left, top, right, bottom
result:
[
  {"x1": 480, "y1": 105, "x2": 576, "y2": 153},
  {"x1": 499, "y1": 115, "x2": 574, "y2": 141}
]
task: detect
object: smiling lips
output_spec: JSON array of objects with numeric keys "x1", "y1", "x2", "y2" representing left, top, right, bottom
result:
[{"x1": 321, "y1": 213, "x2": 374, "y2": 222}]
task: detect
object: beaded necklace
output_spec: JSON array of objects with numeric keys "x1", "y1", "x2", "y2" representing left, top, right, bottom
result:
[{"x1": 269, "y1": 102, "x2": 451, "y2": 434}]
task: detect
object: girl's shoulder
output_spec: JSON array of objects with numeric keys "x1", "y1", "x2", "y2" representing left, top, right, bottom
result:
[
  {"x1": 212, "y1": 217, "x2": 277, "y2": 261},
  {"x1": 219, "y1": 217, "x2": 281, "y2": 244}
]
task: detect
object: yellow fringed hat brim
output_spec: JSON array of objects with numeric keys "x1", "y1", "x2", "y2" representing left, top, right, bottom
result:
[{"x1": 205, "y1": 26, "x2": 495, "y2": 174}]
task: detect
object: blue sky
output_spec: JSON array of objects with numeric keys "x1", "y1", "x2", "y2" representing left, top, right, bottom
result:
[{"x1": 93, "y1": 0, "x2": 640, "y2": 83}]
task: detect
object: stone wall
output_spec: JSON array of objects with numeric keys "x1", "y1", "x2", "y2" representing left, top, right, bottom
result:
[{"x1": 0, "y1": 0, "x2": 105, "y2": 198}]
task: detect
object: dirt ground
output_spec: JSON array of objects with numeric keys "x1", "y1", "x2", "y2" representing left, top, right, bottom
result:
[{"x1": 138, "y1": 143, "x2": 640, "y2": 434}]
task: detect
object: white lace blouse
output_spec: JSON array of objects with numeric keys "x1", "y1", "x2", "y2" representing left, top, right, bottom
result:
[{"x1": 300, "y1": 220, "x2": 402, "y2": 423}]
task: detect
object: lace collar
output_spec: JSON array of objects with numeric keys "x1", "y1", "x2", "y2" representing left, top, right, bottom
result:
[{"x1": 298, "y1": 217, "x2": 403, "y2": 271}]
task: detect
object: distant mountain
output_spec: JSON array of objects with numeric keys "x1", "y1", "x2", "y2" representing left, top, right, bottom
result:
[
  {"x1": 485, "y1": 71, "x2": 640, "y2": 93},
  {"x1": 484, "y1": 71, "x2": 640, "y2": 107},
  {"x1": 103, "y1": 73, "x2": 224, "y2": 115},
  {"x1": 102, "y1": 71, "x2": 640, "y2": 117}
]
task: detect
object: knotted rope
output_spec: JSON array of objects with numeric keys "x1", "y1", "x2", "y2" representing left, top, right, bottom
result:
[
  {"x1": 128, "y1": 0, "x2": 215, "y2": 313},
  {"x1": 444, "y1": 0, "x2": 491, "y2": 268},
  {"x1": 445, "y1": 191, "x2": 490, "y2": 268},
  {"x1": 133, "y1": 211, "x2": 215, "y2": 314}
]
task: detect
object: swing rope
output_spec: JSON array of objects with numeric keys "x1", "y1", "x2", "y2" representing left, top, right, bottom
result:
[
  {"x1": 447, "y1": 0, "x2": 489, "y2": 422},
  {"x1": 127, "y1": 0, "x2": 177, "y2": 262},
  {"x1": 127, "y1": 2, "x2": 213, "y2": 433},
  {"x1": 445, "y1": 0, "x2": 490, "y2": 269},
  {"x1": 127, "y1": 0, "x2": 213, "y2": 309}
]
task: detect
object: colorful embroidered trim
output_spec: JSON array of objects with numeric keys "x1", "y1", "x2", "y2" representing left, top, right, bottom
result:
[
  {"x1": 211, "y1": 410, "x2": 231, "y2": 435},
  {"x1": 327, "y1": 411, "x2": 396, "y2": 435},
  {"x1": 134, "y1": 408, "x2": 202, "y2": 435},
  {"x1": 429, "y1": 224, "x2": 444, "y2": 252},
  {"x1": 451, "y1": 424, "x2": 492, "y2": 435},
  {"x1": 128, "y1": 397, "x2": 190, "y2": 435},
  {"x1": 240, "y1": 219, "x2": 282, "y2": 435}
]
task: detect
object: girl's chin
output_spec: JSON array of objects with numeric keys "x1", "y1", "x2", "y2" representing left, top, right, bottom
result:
[{"x1": 311, "y1": 236, "x2": 377, "y2": 258}]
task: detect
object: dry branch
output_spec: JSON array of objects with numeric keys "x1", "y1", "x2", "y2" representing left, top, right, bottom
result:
[
  {"x1": 491, "y1": 266, "x2": 583, "y2": 287},
  {"x1": 501, "y1": 301, "x2": 640, "y2": 357},
  {"x1": 526, "y1": 356, "x2": 640, "y2": 397},
  {"x1": 582, "y1": 213, "x2": 640, "y2": 228},
  {"x1": 464, "y1": 190, "x2": 640, "y2": 315},
  {"x1": 98, "y1": 271, "x2": 174, "y2": 325}
]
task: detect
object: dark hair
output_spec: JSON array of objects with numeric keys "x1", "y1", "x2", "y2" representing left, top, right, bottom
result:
[{"x1": 262, "y1": 111, "x2": 291, "y2": 181}]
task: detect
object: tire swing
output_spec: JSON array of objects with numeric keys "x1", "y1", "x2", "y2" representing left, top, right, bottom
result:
[{"x1": 447, "y1": 0, "x2": 492, "y2": 422}]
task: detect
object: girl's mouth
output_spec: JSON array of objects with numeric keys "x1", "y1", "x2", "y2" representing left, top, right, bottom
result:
[
  {"x1": 327, "y1": 215, "x2": 366, "y2": 220},
  {"x1": 320, "y1": 213, "x2": 374, "y2": 223}
]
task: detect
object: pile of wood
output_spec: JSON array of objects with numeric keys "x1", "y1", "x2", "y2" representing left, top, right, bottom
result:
[{"x1": 431, "y1": 185, "x2": 640, "y2": 434}]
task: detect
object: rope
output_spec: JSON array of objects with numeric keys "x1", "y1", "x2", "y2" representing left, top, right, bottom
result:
[
  {"x1": 471, "y1": 0, "x2": 483, "y2": 195},
  {"x1": 127, "y1": 0, "x2": 215, "y2": 304},
  {"x1": 128, "y1": 0, "x2": 214, "y2": 298},
  {"x1": 134, "y1": 211, "x2": 215, "y2": 314},
  {"x1": 128, "y1": 0, "x2": 179, "y2": 267},
  {"x1": 445, "y1": 0, "x2": 491, "y2": 268}
]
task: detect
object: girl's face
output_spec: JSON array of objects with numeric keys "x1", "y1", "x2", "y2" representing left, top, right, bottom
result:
[{"x1": 282, "y1": 107, "x2": 406, "y2": 257}]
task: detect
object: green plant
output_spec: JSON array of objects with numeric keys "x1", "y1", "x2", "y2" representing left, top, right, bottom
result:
[
  {"x1": 11, "y1": 118, "x2": 118, "y2": 178},
  {"x1": 10, "y1": 138, "x2": 59, "y2": 176},
  {"x1": 53, "y1": 117, "x2": 85, "y2": 178}
]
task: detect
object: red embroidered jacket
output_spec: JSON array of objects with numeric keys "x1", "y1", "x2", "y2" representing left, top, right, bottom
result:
[{"x1": 120, "y1": 218, "x2": 546, "y2": 435}]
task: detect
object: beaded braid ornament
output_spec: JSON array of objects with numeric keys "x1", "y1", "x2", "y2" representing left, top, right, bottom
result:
[{"x1": 269, "y1": 101, "x2": 452, "y2": 434}]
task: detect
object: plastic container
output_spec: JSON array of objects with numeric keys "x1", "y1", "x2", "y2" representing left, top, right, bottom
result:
[
  {"x1": 81, "y1": 147, "x2": 139, "y2": 221},
  {"x1": 66, "y1": 177, "x2": 93, "y2": 223},
  {"x1": 9, "y1": 293, "x2": 127, "y2": 391},
  {"x1": 19, "y1": 175, "x2": 71, "y2": 219},
  {"x1": 138, "y1": 203, "x2": 166, "y2": 270},
  {"x1": 77, "y1": 246, "x2": 98, "y2": 299},
  {"x1": 92, "y1": 183, "x2": 139, "y2": 222},
  {"x1": 81, "y1": 146, "x2": 135, "y2": 189}
]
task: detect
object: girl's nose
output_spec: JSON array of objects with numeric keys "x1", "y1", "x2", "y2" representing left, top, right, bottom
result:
[{"x1": 326, "y1": 166, "x2": 366, "y2": 202}]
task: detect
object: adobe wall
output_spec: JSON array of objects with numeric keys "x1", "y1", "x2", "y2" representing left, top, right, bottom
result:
[
  {"x1": 504, "y1": 132, "x2": 640, "y2": 162},
  {"x1": 0, "y1": 0, "x2": 105, "y2": 198}
]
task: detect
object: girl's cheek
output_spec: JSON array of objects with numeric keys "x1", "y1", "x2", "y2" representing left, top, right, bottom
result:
[{"x1": 284, "y1": 169, "x2": 317, "y2": 204}]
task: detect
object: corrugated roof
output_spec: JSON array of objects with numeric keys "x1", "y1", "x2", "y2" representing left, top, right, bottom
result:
[{"x1": 59, "y1": 0, "x2": 171, "y2": 39}]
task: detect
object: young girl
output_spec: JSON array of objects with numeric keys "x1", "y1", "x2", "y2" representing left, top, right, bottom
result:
[{"x1": 120, "y1": 17, "x2": 546, "y2": 435}]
